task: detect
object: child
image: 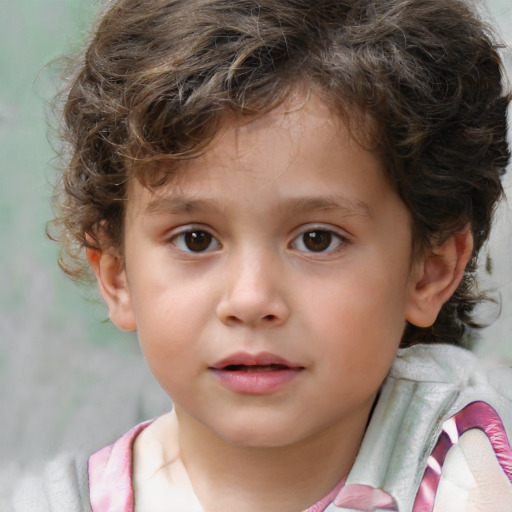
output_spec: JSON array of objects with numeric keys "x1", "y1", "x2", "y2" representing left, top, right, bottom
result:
[{"x1": 10, "y1": 0, "x2": 512, "y2": 510}]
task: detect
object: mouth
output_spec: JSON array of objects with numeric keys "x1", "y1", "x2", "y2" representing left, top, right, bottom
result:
[
  {"x1": 209, "y1": 352, "x2": 304, "y2": 394},
  {"x1": 210, "y1": 352, "x2": 304, "y2": 372},
  {"x1": 221, "y1": 364, "x2": 294, "y2": 372}
]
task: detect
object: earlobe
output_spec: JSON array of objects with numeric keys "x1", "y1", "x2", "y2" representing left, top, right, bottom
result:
[
  {"x1": 405, "y1": 228, "x2": 474, "y2": 328},
  {"x1": 87, "y1": 246, "x2": 137, "y2": 332}
]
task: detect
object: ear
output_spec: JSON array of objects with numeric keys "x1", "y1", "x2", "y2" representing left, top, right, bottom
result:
[
  {"x1": 87, "y1": 245, "x2": 137, "y2": 332},
  {"x1": 405, "y1": 227, "x2": 474, "y2": 328}
]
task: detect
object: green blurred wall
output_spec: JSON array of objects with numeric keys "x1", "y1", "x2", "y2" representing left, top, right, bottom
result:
[
  {"x1": 0, "y1": 0, "x2": 168, "y2": 469},
  {"x1": 0, "y1": 0, "x2": 133, "y2": 354}
]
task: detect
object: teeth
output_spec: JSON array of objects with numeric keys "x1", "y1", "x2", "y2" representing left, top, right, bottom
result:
[{"x1": 225, "y1": 364, "x2": 287, "y2": 372}]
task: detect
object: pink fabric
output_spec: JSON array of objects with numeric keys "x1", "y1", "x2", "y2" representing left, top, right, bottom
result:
[
  {"x1": 88, "y1": 420, "x2": 346, "y2": 512},
  {"x1": 88, "y1": 421, "x2": 152, "y2": 512},
  {"x1": 412, "y1": 401, "x2": 512, "y2": 512},
  {"x1": 334, "y1": 484, "x2": 398, "y2": 510}
]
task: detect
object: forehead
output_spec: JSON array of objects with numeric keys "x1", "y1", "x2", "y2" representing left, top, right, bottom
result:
[{"x1": 126, "y1": 93, "x2": 399, "y2": 223}]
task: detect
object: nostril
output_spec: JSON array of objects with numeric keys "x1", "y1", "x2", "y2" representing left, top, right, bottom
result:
[{"x1": 263, "y1": 314, "x2": 277, "y2": 321}]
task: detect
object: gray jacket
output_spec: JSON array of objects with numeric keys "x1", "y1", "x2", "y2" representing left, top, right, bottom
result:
[{"x1": 8, "y1": 454, "x2": 91, "y2": 512}]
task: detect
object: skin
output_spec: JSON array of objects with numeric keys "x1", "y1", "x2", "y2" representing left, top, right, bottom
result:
[{"x1": 90, "y1": 93, "x2": 472, "y2": 512}]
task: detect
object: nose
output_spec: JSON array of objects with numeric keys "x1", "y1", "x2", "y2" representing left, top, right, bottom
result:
[{"x1": 216, "y1": 253, "x2": 290, "y2": 328}]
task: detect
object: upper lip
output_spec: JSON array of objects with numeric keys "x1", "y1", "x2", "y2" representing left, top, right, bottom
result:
[{"x1": 209, "y1": 351, "x2": 303, "y2": 370}]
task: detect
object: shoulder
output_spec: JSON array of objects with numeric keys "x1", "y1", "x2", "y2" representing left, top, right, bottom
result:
[
  {"x1": 391, "y1": 343, "x2": 512, "y2": 393},
  {"x1": 6, "y1": 453, "x2": 91, "y2": 512},
  {"x1": 392, "y1": 344, "x2": 512, "y2": 510},
  {"x1": 389, "y1": 343, "x2": 512, "y2": 433},
  {"x1": 333, "y1": 344, "x2": 512, "y2": 512},
  {"x1": 5, "y1": 419, "x2": 152, "y2": 512}
]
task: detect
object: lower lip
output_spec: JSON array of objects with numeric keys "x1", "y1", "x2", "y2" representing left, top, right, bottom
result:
[{"x1": 210, "y1": 368, "x2": 303, "y2": 394}]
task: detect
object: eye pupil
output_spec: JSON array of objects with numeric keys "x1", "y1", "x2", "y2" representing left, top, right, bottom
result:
[
  {"x1": 184, "y1": 231, "x2": 212, "y2": 252},
  {"x1": 303, "y1": 231, "x2": 332, "y2": 252}
]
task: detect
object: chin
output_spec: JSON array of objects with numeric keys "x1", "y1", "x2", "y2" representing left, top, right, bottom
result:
[
  {"x1": 213, "y1": 417, "x2": 306, "y2": 449},
  {"x1": 223, "y1": 430, "x2": 296, "y2": 449}
]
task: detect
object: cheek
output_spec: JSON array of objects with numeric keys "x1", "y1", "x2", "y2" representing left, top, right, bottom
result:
[
  {"x1": 137, "y1": 313, "x2": 203, "y2": 399},
  {"x1": 131, "y1": 260, "x2": 211, "y2": 327},
  {"x1": 305, "y1": 269, "x2": 408, "y2": 327},
  {"x1": 304, "y1": 272, "x2": 405, "y2": 370},
  {"x1": 131, "y1": 284, "x2": 204, "y2": 367}
]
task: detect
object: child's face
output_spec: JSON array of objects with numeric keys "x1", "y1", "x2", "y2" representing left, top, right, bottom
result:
[{"x1": 112, "y1": 94, "x2": 422, "y2": 447}]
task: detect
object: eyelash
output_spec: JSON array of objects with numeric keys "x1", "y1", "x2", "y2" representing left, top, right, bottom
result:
[
  {"x1": 289, "y1": 226, "x2": 348, "y2": 255},
  {"x1": 169, "y1": 227, "x2": 221, "y2": 253},
  {"x1": 168, "y1": 225, "x2": 349, "y2": 255}
]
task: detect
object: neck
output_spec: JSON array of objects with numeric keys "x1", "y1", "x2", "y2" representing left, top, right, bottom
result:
[{"x1": 175, "y1": 402, "x2": 372, "y2": 512}]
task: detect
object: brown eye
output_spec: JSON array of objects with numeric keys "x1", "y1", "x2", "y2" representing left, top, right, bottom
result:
[
  {"x1": 184, "y1": 231, "x2": 213, "y2": 251},
  {"x1": 291, "y1": 228, "x2": 345, "y2": 254},
  {"x1": 302, "y1": 231, "x2": 332, "y2": 252},
  {"x1": 173, "y1": 230, "x2": 220, "y2": 252}
]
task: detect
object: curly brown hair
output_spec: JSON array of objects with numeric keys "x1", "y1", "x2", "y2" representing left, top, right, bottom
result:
[{"x1": 50, "y1": 0, "x2": 510, "y2": 347}]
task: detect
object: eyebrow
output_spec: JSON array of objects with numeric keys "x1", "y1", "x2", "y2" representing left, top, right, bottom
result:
[
  {"x1": 145, "y1": 197, "x2": 218, "y2": 216},
  {"x1": 287, "y1": 196, "x2": 373, "y2": 218},
  {"x1": 144, "y1": 195, "x2": 373, "y2": 218}
]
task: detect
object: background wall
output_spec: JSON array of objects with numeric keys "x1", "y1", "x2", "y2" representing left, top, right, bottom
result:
[
  {"x1": 0, "y1": 0, "x2": 170, "y2": 475},
  {"x1": 0, "y1": 0, "x2": 511, "y2": 475}
]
